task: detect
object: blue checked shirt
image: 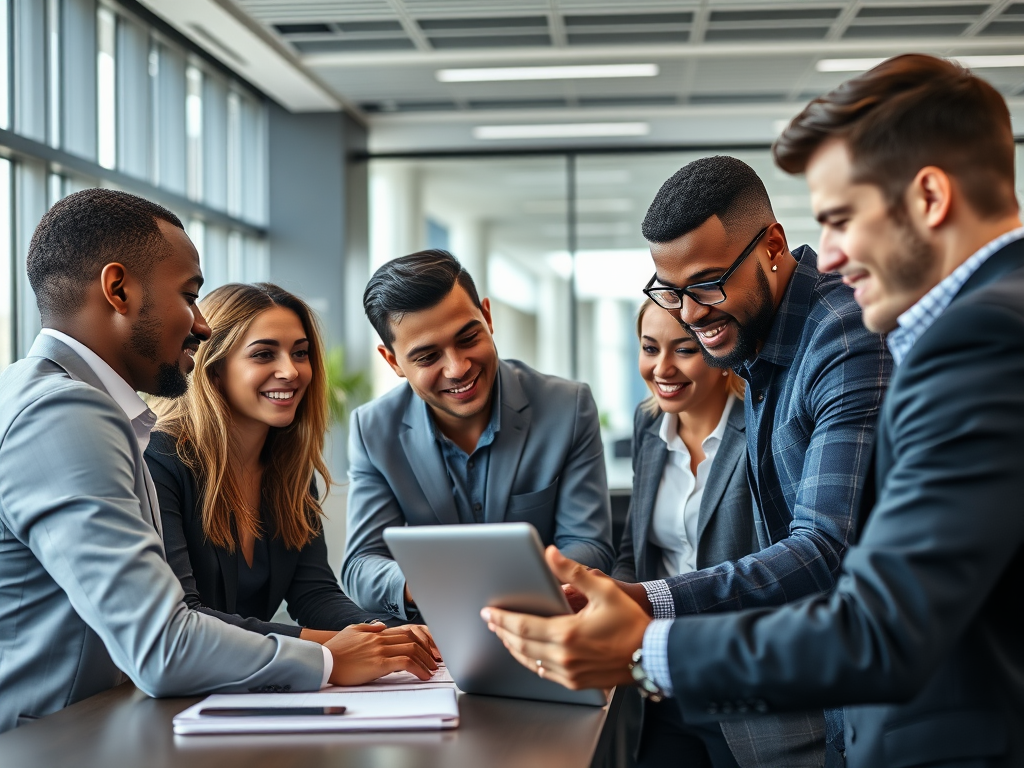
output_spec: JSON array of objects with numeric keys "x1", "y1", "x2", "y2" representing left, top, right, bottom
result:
[
  {"x1": 643, "y1": 246, "x2": 892, "y2": 696},
  {"x1": 887, "y1": 227, "x2": 1024, "y2": 365}
]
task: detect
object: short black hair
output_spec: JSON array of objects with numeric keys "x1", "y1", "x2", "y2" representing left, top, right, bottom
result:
[
  {"x1": 364, "y1": 249, "x2": 482, "y2": 351},
  {"x1": 641, "y1": 156, "x2": 775, "y2": 244},
  {"x1": 27, "y1": 188, "x2": 184, "y2": 320}
]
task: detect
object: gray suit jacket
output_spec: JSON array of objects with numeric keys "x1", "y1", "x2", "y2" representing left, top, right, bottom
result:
[
  {"x1": 0, "y1": 335, "x2": 324, "y2": 734},
  {"x1": 342, "y1": 359, "x2": 614, "y2": 618},
  {"x1": 663, "y1": 243, "x2": 1024, "y2": 767},
  {"x1": 612, "y1": 400, "x2": 757, "y2": 582}
]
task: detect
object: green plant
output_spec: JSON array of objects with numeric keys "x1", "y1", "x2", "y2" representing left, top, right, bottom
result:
[{"x1": 325, "y1": 347, "x2": 369, "y2": 425}]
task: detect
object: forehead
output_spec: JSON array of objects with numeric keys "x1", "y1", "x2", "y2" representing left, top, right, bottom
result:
[
  {"x1": 153, "y1": 221, "x2": 202, "y2": 279},
  {"x1": 806, "y1": 139, "x2": 857, "y2": 208},
  {"x1": 640, "y1": 305, "x2": 688, "y2": 339},
  {"x1": 390, "y1": 285, "x2": 484, "y2": 351},
  {"x1": 648, "y1": 215, "x2": 736, "y2": 283},
  {"x1": 242, "y1": 305, "x2": 306, "y2": 340}
]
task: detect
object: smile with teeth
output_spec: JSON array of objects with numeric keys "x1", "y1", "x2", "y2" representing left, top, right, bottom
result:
[
  {"x1": 443, "y1": 375, "x2": 477, "y2": 395},
  {"x1": 697, "y1": 323, "x2": 726, "y2": 340},
  {"x1": 656, "y1": 382, "x2": 688, "y2": 394},
  {"x1": 262, "y1": 391, "x2": 295, "y2": 401}
]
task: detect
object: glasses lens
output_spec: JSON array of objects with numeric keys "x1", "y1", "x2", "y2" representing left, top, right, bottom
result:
[
  {"x1": 648, "y1": 289, "x2": 682, "y2": 309},
  {"x1": 686, "y1": 286, "x2": 726, "y2": 305}
]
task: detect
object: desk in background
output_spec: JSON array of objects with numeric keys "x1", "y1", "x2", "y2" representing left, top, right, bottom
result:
[{"x1": 0, "y1": 683, "x2": 629, "y2": 768}]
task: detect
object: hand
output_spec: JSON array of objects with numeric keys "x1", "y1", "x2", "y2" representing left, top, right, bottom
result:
[
  {"x1": 324, "y1": 622, "x2": 438, "y2": 686},
  {"x1": 392, "y1": 623, "x2": 442, "y2": 662},
  {"x1": 562, "y1": 583, "x2": 588, "y2": 613},
  {"x1": 482, "y1": 546, "x2": 652, "y2": 691},
  {"x1": 404, "y1": 583, "x2": 416, "y2": 607},
  {"x1": 613, "y1": 579, "x2": 654, "y2": 616},
  {"x1": 299, "y1": 628, "x2": 341, "y2": 644}
]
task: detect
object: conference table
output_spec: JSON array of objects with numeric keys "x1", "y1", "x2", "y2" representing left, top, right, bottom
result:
[{"x1": 0, "y1": 682, "x2": 633, "y2": 768}]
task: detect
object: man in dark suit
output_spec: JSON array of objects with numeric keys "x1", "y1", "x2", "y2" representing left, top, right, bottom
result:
[
  {"x1": 343, "y1": 249, "x2": 613, "y2": 620},
  {"x1": 484, "y1": 54, "x2": 1024, "y2": 768}
]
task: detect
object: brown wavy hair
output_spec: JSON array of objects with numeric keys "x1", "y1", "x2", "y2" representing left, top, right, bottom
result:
[
  {"x1": 636, "y1": 298, "x2": 745, "y2": 417},
  {"x1": 154, "y1": 283, "x2": 332, "y2": 552}
]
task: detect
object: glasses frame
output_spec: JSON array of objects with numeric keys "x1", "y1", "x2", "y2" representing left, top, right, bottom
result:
[{"x1": 643, "y1": 224, "x2": 771, "y2": 309}]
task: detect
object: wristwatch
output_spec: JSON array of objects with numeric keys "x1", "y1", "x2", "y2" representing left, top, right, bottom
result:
[{"x1": 629, "y1": 648, "x2": 665, "y2": 702}]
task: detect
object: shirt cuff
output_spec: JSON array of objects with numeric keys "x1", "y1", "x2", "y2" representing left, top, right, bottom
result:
[
  {"x1": 642, "y1": 619, "x2": 675, "y2": 698},
  {"x1": 320, "y1": 644, "x2": 333, "y2": 689},
  {"x1": 642, "y1": 580, "x2": 676, "y2": 619}
]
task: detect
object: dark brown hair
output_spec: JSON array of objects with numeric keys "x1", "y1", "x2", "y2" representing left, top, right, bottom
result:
[{"x1": 774, "y1": 54, "x2": 1017, "y2": 218}]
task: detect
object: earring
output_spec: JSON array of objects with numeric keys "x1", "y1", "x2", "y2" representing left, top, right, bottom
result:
[
  {"x1": 721, "y1": 370, "x2": 729, "y2": 377},
  {"x1": 771, "y1": 264, "x2": 778, "y2": 272}
]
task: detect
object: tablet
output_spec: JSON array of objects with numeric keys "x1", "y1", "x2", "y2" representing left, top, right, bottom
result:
[{"x1": 384, "y1": 523, "x2": 608, "y2": 707}]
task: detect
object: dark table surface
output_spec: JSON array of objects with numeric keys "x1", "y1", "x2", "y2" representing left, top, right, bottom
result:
[{"x1": 0, "y1": 683, "x2": 625, "y2": 768}]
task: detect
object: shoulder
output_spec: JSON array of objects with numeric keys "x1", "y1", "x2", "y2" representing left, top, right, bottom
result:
[
  {"x1": 144, "y1": 431, "x2": 198, "y2": 488},
  {"x1": 350, "y1": 381, "x2": 413, "y2": 430},
  {"x1": 502, "y1": 359, "x2": 592, "y2": 407},
  {"x1": 796, "y1": 269, "x2": 888, "y2": 368},
  {"x1": 632, "y1": 401, "x2": 660, "y2": 436}
]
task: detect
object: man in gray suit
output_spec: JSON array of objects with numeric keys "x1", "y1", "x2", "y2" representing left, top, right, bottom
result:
[
  {"x1": 342, "y1": 249, "x2": 614, "y2": 620},
  {"x1": 484, "y1": 55, "x2": 1024, "y2": 768},
  {"x1": 0, "y1": 190, "x2": 434, "y2": 733}
]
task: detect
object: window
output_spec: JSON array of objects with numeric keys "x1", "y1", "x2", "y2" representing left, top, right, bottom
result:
[{"x1": 0, "y1": 158, "x2": 12, "y2": 369}]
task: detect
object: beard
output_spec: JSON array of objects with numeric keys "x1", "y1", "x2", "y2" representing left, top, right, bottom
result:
[
  {"x1": 689, "y1": 261, "x2": 776, "y2": 370},
  {"x1": 126, "y1": 307, "x2": 191, "y2": 399}
]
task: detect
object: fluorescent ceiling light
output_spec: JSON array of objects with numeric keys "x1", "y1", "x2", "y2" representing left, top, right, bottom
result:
[
  {"x1": 474, "y1": 122, "x2": 650, "y2": 140},
  {"x1": 437, "y1": 64, "x2": 659, "y2": 83},
  {"x1": 817, "y1": 54, "x2": 1024, "y2": 73}
]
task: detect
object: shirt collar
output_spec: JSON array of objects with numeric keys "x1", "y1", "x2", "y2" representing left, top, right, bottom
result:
[
  {"x1": 658, "y1": 393, "x2": 737, "y2": 452},
  {"x1": 887, "y1": 226, "x2": 1024, "y2": 365},
  {"x1": 40, "y1": 329, "x2": 155, "y2": 446}
]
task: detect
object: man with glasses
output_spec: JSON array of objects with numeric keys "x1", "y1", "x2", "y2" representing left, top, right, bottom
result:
[{"x1": 569, "y1": 156, "x2": 890, "y2": 768}]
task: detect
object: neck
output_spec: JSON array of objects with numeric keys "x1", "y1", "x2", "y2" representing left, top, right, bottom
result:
[
  {"x1": 935, "y1": 213, "x2": 1023, "y2": 280},
  {"x1": 676, "y1": 389, "x2": 730, "y2": 449},
  {"x1": 46, "y1": 317, "x2": 137, "y2": 388},
  {"x1": 431, "y1": 398, "x2": 493, "y2": 456},
  {"x1": 229, "y1": 417, "x2": 270, "y2": 471}
]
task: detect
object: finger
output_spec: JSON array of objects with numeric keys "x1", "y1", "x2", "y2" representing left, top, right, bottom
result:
[
  {"x1": 385, "y1": 640, "x2": 438, "y2": 672},
  {"x1": 354, "y1": 621, "x2": 387, "y2": 633},
  {"x1": 480, "y1": 607, "x2": 559, "y2": 642},
  {"x1": 545, "y1": 546, "x2": 613, "y2": 601},
  {"x1": 409, "y1": 625, "x2": 443, "y2": 661},
  {"x1": 381, "y1": 654, "x2": 435, "y2": 681}
]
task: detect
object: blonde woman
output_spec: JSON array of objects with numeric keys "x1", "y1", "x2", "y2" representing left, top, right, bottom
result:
[
  {"x1": 613, "y1": 299, "x2": 754, "y2": 768},
  {"x1": 146, "y1": 283, "x2": 436, "y2": 684}
]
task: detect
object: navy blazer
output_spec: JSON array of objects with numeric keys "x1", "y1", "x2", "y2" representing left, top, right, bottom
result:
[
  {"x1": 612, "y1": 400, "x2": 757, "y2": 582},
  {"x1": 663, "y1": 240, "x2": 1024, "y2": 767},
  {"x1": 145, "y1": 431, "x2": 375, "y2": 637}
]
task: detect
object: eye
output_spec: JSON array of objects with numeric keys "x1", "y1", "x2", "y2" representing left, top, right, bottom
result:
[
  {"x1": 415, "y1": 352, "x2": 440, "y2": 366},
  {"x1": 675, "y1": 346, "x2": 699, "y2": 356},
  {"x1": 184, "y1": 293, "x2": 199, "y2": 306},
  {"x1": 293, "y1": 349, "x2": 310, "y2": 360},
  {"x1": 457, "y1": 333, "x2": 479, "y2": 347},
  {"x1": 641, "y1": 344, "x2": 658, "y2": 354},
  {"x1": 250, "y1": 349, "x2": 274, "y2": 360}
]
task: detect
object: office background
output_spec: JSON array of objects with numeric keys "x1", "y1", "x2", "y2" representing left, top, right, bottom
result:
[{"x1": 3, "y1": 0, "x2": 1024, "y2": 566}]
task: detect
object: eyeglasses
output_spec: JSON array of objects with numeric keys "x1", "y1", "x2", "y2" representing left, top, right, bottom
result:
[{"x1": 643, "y1": 225, "x2": 770, "y2": 309}]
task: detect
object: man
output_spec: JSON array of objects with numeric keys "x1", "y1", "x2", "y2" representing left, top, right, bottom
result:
[
  {"x1": 603, "y1": 155, "x2": 889, "y2": 767},
  {"x1": 0, "y1": 190, "x2": 434, "y2": 734},
  {"x1": 342, "y1": 249, "x2": 613, "y2": 620},
  {"x1": 485, "y1": 54, "x2": 1024, "y2": 768}
]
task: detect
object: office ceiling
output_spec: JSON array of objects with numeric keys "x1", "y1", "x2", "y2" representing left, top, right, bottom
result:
[{"x1": 222, "y1": 0, "x2": 1024, "y2": 150}]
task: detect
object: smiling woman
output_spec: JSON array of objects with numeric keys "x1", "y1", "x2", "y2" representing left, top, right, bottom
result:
[{"x1": 144, "y1": 282, "x2": 438, "y2": 672}]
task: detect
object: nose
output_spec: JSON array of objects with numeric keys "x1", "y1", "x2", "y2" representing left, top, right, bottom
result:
[
  {"x1": 275, "y1": 356, "x2": 299, "y2": 382},
  {"x1": 652, "y1": 350, "x2": 677, "y2": 379},
  {"x1": 443, "y1": 350, "x2": 471, "y2": 381},
  {"x1": 816, "y1": 229, "x2": 849, "y2": 275},
  {"x1": 677, "y1": 295, "x2": 712, "y2": 328},
  {"x1": 192, "y1": 305, "x2": 211, "y2": 341}
]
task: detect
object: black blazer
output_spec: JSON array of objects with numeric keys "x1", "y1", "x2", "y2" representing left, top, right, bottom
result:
[
  {"x1": 145, "y1": 431, "x2": 375, "y2": 637},
  {"x1": 663, "y1": 241, "x2": 1024, "y2": 768},
  {"x1": 612, "y1": 399, "x2": 758, "y2": 582}
]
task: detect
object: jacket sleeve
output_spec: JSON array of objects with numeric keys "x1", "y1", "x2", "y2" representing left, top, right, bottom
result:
[
  {"x1": 664, "y1": 300, "x2": 1024, "y2": 719},
  {"x1": 1, "y1": 387, "x2": 324, "y2": 698},
  {"x1": 551, "y1": 383, "x2": 615, "y2": 572},
  {"x1": 340, "y1": 407, "x2": 415, "y2": 620},
  {"x1": 611, "y1": 405, "x2": 649, "y2": 582},
  {"x1": 145, "y1": 440, "x2": 302, "y2": 638},
  {"x1": 662, "y1": 311, "x2": 889, "y2": 615}
]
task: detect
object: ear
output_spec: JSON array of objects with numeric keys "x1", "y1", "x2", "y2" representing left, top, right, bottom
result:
[
  {"x1": 480, "y1": 297, "x2": 494, "y2": 334},
  {"x1": 377, "y1": 344, "x2": 406, "y2": 379},
  {"x1": 100, "y1": 263, "x2": 131, "y2": 314},
  {"x1": 909, "y1": 166, "x2": 953, "y2": 230},
  {"x1": 762, "y1": 222, "x2": 788, "y2": 264}
]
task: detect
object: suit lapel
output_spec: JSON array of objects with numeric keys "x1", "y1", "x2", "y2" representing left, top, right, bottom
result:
[
  {"x1": 485, "y1": 362, "x2": 530, "y2": 524},
  {"x1": 215, "y1": 546, "x2": 239, "y2": 612},
  {"x1": 696, "y1": 401, "x2": 746, "y2": 546},
  {"x1": 634, "y1": 417, "x2": 668, "y2": 581},
  {"x1": 400, "y1": 393, "x2": 460, "y2": 525}
]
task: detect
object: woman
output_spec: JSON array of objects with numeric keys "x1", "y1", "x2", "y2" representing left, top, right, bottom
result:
[
  {"x1": 146, "y1": 282, "x2": 435, "y2": 685},
  {"x1": 613, "y1": 299, "x2": 755, "y2": 768}
]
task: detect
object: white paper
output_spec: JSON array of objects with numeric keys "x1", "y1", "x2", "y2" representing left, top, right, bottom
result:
[{"x1": 173, "y1": 685, "x2": 459, "y2": 735}]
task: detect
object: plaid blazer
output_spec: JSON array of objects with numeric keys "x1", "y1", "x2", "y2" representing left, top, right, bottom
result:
[{"x1": 662, "y1": 246, "x2": 892, "y2": 616}]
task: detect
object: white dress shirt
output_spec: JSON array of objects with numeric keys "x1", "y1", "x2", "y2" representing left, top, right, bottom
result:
[
  {"x1": 648, "y1": 395, "x2": 736, "y2": 577},
  {"x1": 40, "y1": 329, "x2": 334, "y2": 686}
]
